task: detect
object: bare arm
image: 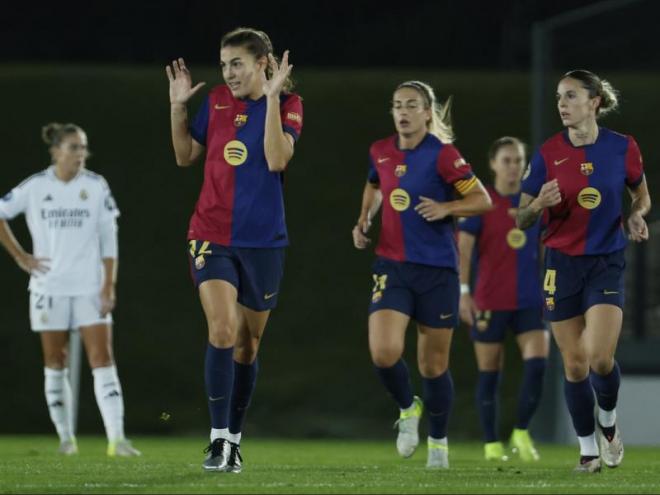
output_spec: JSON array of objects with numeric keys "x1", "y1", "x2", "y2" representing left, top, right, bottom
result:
[
  {"x1": 458, "y1": 231, "x2": 479, "y2": 325},
  {"x1": 100, "y1": 257, "x2": 117, "y2": 316},
  {"x1": 627, "y1": 176, "x2": 652, "y2": 242},
  {"x1": 352, "y1": 182, "x2": 382, "y2": 249},
  {"x1": 414, "y1": 179, "x2": 492, "y2": 222},
  {"x1": 262, "y1": 52, "x2": 295, "y2": 172},
  {"x1": 166, "y1": 58, "x2": 206, "y2": 167},
  {"x1": 0, "y1": 219, "x2": 49, "y2": 274},
  {"x1": 516, "y1": 179, "x2": 561, "y2": 229}
]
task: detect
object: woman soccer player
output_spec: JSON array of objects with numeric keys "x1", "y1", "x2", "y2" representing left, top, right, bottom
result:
[
  {"x1": 166, "y1": 27, "x2": 303, "y2": 473},
  {"x1": 458, "y1": 137, "x2": 548, "y2": 462},
  {"x1": 517, "y1": 70, "x2": 651, "y2": 473},
  {"x1": 352, "y1": 81, "x2": 491, "y2": 469},
  {"x1": 0, "y1": 123, "x2": 140, "y2": 457}
]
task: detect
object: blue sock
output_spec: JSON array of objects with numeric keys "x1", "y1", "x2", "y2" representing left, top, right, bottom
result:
[
  {"x1": 205, "y1": 344, "x2": 234, "y2": 429},
  {"x1": 476, "y1": 370, "x2": 500, "y2": 442},
  {"x1": 229, "y1": 359, "x2": 259, "y2": 435},
  {"x1": 563, "y1": 377, "x2": 595, "y2": 436},
  {"x1": 590, "y1": 361, "x2": 620, "y2": 412},
  {"x1": 423, "y1": 370, "x2": 454, "y2": 439},
  {"x1": 515, "y1": 357, "x2": 547, "y2": 429},
  {"x1": 374, "y1": 359, "x2": 414, "y2": 409}
]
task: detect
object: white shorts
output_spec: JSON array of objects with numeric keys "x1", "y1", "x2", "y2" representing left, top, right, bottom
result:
[{"x1": 29, "y1": 292, "x2": 112, "y2": 332}]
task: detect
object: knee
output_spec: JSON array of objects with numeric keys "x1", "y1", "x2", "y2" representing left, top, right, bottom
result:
[
  {"x1": 418, "y1": 355, "x2": 449, "y2": 378},
  {"x1": 87, "y1": 346, "x2": 114, "y2": 369},
  {"x1": 234, "y1": 338, "x2": 260, "y2": 364},
  {"x1": 370, "y1": 345, "x2": 402, "y2": 368},
  {"x1": 589, "y1": 355, "x2": 614, "y2": 376},
  {"x1": 562, "y1": 353, "x2": 589, "y2": 381},
  {"x1": 208, "y1": 315, "x2": 238, "y2": 347},
  {"x1": 43, "y1": 346, "x2": 68, "y2": 369}
]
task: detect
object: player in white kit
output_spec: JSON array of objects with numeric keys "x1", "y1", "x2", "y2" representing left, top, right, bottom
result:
[{"x1": 0, "y1": 123, "x2": 140, "y2": 457}]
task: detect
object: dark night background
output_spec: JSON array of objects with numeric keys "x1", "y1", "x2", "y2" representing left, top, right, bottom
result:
[{"x1": 1, "y1": 0, "x2": 658, "y2": 441}]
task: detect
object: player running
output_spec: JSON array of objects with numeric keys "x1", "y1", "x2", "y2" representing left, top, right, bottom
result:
[
  {"x1": 517, "y1": 70, "x2": 651, "y2": 473},
  {"x1": 352, "y1": 81, "x2": 491, "y2": 469}
]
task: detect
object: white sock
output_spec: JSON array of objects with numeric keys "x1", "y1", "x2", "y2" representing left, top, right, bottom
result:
[
  {"x1": 44, "y1": 367, "x2": 74, "y2": 442},
  {"x1": 577, "y1": 433, "x2": 599, "y2": 456},
  {"x1": 228, "y1": 432, "x2": 242, "y2": 444},
  {"x1": 598, "y1": 407, "x2": 616, "y2": 428},
  {"x1": 428, "y1": 436, "x2": 448, "y2": 447},
  {"x1": 210, "y1": 428, "x2": 229, "y2": 442},
  {"x1": 92, "y1": 365, "x2": 125, "y2": 442}
]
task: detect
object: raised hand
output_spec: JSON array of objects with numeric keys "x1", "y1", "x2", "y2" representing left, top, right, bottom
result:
[
  {"x1": 262, "y1": 51, "x2": 293, "y2": 97},
  {"x1": 165, "y1": 58, "x2": 206, "y2": 104}
]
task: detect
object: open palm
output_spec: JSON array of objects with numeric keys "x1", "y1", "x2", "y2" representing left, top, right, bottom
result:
[
  {"x1": 165, "y1": 58, "x2": 206, "y2": 104},
  {"x1": 262, "y1": 51, "x2": 292, "y2": 97}
]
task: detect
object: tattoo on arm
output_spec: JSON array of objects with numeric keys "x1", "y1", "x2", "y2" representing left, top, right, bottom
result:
[{"x1": 516, "y1": 196, "x2": 542, "y2": 229}]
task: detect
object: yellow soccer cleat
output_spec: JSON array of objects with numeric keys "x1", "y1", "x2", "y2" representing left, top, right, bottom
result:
[
  {"x1": 484, "y1": 441, "x2": 509, "y2": 461},
  {"x1": 510, "y1": 428, "x2": 540, "y2": 462}
]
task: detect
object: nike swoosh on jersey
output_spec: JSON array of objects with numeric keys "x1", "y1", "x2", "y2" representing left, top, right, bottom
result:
[
  {"x1": 440, "y1": 313, "x2": 453, "y2": 319},
  {"x1": 214, "y1": 104, "x2": 231, "y2": 110},
  {"x1": 377, "y1": 157, "x2": 390, "y2": 163},
  {"x1": 264, "y1": 292, "x2": 278, "y2": 300},
  {"x1": 554, "y1": 158, "x2": 568, "y2": 166},
  {"x1": 603, "y1": 290, "x2": 619, "y2": 295}
]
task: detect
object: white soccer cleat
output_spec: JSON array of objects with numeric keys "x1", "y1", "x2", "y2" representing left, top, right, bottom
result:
[
  {"x1": 598, "y1": 424, "x2": 623, "y2": 468},
  {"x1": 58, "y1": 439, "x2": 78, "y2": 455},
  {"x1": 426, "y1": 438, "x2": 449, "y2": 469},
  {"x1": 107, "y1": 439, "x2": 142, "y2": 457},
  {"x1": 394, "y1": 396, "x2": 423, "y2": 458},
  {"x1": 574, "y1": 456, "x2": 601, "y2": 473}
]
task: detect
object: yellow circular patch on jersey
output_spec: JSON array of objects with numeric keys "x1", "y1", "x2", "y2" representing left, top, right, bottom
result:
[
  {"x1": 223, "y1": 140, "x2": 248, "y2": 166},
  {"x1": 506, "y1": 228, "x2": 527, "y2": 249},
  {"x1": 577, "y1": 187, "x2": 602, "y2": 210},
  {"x1": 389, "y1": 188, "x2": 411, "y2": 212}
]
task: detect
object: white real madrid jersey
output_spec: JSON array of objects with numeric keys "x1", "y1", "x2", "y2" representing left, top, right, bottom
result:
[{"x1": 0, "y1": 166, "x2": 119, "y2": 296}]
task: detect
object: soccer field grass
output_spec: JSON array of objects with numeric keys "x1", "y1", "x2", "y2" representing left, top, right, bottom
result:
[{"x1": 1, "y1": 436, "x2": 660, "y2": 494}]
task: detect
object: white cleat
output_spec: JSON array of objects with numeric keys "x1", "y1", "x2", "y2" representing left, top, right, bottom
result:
[
  {"x1": 107, "y1": 439, "x2": 142, "y2": 457},
  {"x1": 394, "y1": 396, "x2": 423, "y2": 458},
  {"x1": 598, "y1": 424, "x2": 623, "y2": 468},
  {"x1": 58, "y1": 439, "x2": 78, "y2": 455},
  {"x1": 426, "y1": 438, "x2": 449, "y2": 469},
  {"x1": 574, "y1": 456, "x2": 601, "y2": 473}
]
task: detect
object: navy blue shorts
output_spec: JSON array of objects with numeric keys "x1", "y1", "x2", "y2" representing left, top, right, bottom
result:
[
  {"x1": 368, "y1": 257, "x2": 459, "y2": 328},
  {"x1": 188, "y1": 240, "x2": 285, "y2": 312},
  {"x1": 543, "y1": 248, "x2": 625, "y2": 321},
  {"x1": 470, "y1": 307, "x2": 545, "y2": 343}
]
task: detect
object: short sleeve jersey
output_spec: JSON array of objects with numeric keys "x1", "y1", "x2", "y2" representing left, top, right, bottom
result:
[
  {"x1": 459, "y1": 186, "x2": 543, "y2": 310},
  {"x1": 521, "y1": 128, "x2": 644, "y2": 255},
  {"x1": 188, "y1": 85, "x2": 303, "y2": 247},
  {"x1": 0, "y1": 166, "x2": 120, "y2": 295},
  {"x1": 368, "y1": 133, "x2": 476, "y2": 270}
]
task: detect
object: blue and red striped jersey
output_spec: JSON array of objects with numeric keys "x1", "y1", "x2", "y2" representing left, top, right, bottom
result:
[
  {"x1": 459, "y1": 186, "x2": 543, "y2": 310},
  {"x1": 368, "y1": 133, "x2": 476, "y2": 270},
  {"x1": 522, "y1": 127, "x2": 643, "y2": 256},
  {"x1": 187, "y1": 85, "x2": 303, "y2": 247}
]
